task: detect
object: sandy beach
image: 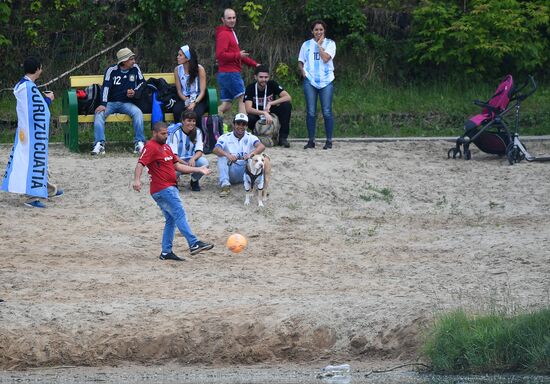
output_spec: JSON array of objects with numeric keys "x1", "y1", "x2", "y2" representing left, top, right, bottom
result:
[{"x1": 0, "y1": 139, "x2": 549, "y2": 370}]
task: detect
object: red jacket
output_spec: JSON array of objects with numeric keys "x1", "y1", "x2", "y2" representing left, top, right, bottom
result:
[{"x1": 215, "y1": 25, "x2": 257, "y2": 73}]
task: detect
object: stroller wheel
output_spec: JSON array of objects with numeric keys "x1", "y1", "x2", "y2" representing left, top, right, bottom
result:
[
  {"x1": 506, "y1": 144, "x2": 519, "y2": 165},
  {"x1": 448, "y1": 147, "x2": 462, "y2": 159},
  {"x1": 464, "y1": 148, "x2": 471, "y2": 160}
]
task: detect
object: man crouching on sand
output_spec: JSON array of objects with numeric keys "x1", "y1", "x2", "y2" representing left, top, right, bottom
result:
[{"x1": 133, "y1": 121, "x2": 214, "y2": 261}]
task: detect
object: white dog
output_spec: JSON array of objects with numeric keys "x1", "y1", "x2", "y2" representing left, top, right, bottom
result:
[{"x1": 244, "y1": 154, "x2": 271, "y2": 207}]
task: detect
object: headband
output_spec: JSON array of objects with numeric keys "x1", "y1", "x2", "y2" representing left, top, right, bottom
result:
[{"x1": 180, "y1": 45, "x2": 191, "y2": 60}]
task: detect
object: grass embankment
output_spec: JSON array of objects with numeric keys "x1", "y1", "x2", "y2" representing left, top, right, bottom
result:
[
  {"x1": 422, "y1": 308, "x2": 550, "y2": 374},
  {"x1": 1, "y1": 78, "x2": 549, "y2": 144}
]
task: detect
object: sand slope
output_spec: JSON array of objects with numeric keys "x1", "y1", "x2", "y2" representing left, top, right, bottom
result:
[{"x1": 0, "y1": 140, "x2": 549, "y2": 369}]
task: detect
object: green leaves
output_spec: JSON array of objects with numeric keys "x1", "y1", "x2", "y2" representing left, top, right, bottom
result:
[
  {"x1": 305, "y1": 0, "x2": 367, "y2": 37},
  {"x1": 410, "y1": 0, "x2": 550, "y2": 74},
  {"x1": 243, "y1": 1, "x2": 263, "y2": 31},
  {"x1": 0, "y1": 0, "x2": 11, "y2": 47}
]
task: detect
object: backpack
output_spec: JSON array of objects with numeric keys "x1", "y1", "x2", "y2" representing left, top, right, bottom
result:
[
  {"x1": 201, "y1": 115, "x2": 224, "y2": 154},
  {"x1": 146, "y1": 78, "x2": 177, "y2": 112},
  {"x1": 254, "y1": 113, "x2": 280, "y2": 147},
  {"x1": 77, "y1": 84, "x2": 101, "y2": 115},
  {"x1": 132, "y1": 83, "x2": 155, "y2": 114}
]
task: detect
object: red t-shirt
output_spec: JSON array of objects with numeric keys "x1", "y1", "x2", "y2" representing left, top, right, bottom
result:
[{"x1": 138, "y1": 140, "x2": 180, "y2": 194}]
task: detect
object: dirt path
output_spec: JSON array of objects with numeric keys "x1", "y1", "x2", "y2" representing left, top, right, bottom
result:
[{"x1": 0, "y1": 140, "x2": 549, "y2": 369}]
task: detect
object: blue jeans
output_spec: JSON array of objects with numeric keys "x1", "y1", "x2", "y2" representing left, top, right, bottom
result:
[
  {"x1": 178, "y1": 155, "x2": 209, "y2": 181},
  {"x1": 151, "y1": 186, "x2": 197, "y2": 253},
  {"x1": 303, "y1": 79, "x2": 334, "y2": 142},
  {"x1": 217, "y1": 72, "x2": 245, "y2": 101},
  {"x1": 217, "y1": 158, "x2": 246, "y2": 187},
  {"x1": 94, "y1": 102, "x2": 145, "y2": 144}
]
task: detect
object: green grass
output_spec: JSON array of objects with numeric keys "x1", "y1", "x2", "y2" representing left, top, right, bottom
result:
[
  {"x1": 1, "y1": 78, "x2": 550, "y2": 144},
  {"x1": 422, "y1": 308, "x2": 550, "y2": 374},
  {"x1": 360, "y1": 184, "x2": 394, "y2": 203}
]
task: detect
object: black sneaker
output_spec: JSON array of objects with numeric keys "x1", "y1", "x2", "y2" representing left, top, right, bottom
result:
[
  {"x1": 189, "y1": 240, "x2": 214, "y2": 255},
  {"x1": 190, "y1": 179, "x2": 201, "y2": 191},
  {"x1": 159, "y1": 252, "x2": 185, "y2": 261},
  {"x1": 304, "y1": 140, "x2": 315, "y2": 149},
  {"x1": 279, "y1": 139, "x2": 290, "y2": 148},
  {"x1": 323, "y1": 141, "x2": 333, "y2": 150}
]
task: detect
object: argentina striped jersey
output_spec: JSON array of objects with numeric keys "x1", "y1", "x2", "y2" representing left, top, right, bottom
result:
[{"x1": 298, "y1": 38, "x2": 336, "y2": 89}]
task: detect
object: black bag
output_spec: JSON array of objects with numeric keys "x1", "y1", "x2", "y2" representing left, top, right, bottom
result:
[
  {"x1": 145, "y1": 78, "x2": 177, "y2": 112},
  {"x1": 201, "y1": 115, "x2": 224, "y2": 154},
  {"x1": 132, "y1": 83, "x2": 155, "y2": 114},
  {"x1": 77, "y1": 84, "x2": 101, "y2": 115}
]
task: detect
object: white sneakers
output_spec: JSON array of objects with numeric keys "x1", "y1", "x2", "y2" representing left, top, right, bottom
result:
[
  {"x1": 134, "y1": 141, "x2": 144, "y2": 154},
  {"x1": 91, "y1": 141, "x2": 144, "y2": 155},
  {"x1": 91, "y1": 141, "x2": 105, "y2": 155}
]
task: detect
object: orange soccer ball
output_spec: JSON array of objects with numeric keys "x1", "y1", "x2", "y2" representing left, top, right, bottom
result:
[{"x1": 226, "y1": 233, "x2": 248, "y2": 253}]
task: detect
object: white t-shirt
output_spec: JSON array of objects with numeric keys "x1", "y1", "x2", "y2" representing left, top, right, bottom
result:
[
  {"x1": 215, "y1": 131, "x2": 260, "y2": 164},
  {"x1": 298, "y1": 38, "x2": 336, "y2": 89}
]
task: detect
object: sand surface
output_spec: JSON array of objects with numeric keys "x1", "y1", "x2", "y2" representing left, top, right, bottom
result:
[{"x1": 0, "y1": 140, "x2": 549, "y2": 370}]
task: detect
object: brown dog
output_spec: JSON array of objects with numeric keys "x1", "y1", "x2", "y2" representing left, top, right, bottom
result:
[{"x1": 244, "y1": 154, "x2": 271, "y2": 207}]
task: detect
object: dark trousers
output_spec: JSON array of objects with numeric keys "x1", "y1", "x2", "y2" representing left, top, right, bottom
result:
[
  {"x1": 247, "y1": 101, "x2": 292, "y2": 141},
  {"x1": 172, "y1": 98, "x2": 208, "y2": 128}
]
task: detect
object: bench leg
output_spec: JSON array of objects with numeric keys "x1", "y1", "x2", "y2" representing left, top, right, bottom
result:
[{"x1": 65, "y1": 90, "x2": 79, "y2": 152}]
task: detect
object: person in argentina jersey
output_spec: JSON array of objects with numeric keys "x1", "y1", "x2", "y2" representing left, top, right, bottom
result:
[
  {"x1": 91, "y1": 47, "x2": 146, "y2": 155},
  {"x1": 212, "y1": 113, "x2": 265, "y2": 197},
  {"x1": 167, "y1": 110, "x2": 209, "y2": 191},
  {"x1": 172, "y1": 45, "x2": 208, "y2": 130},
  {"x1": 298, "y1": 20, "x2": 336, "y2": 150}
]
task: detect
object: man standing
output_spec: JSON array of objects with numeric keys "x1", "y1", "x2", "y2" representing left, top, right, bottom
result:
[
  {"x1": 244, "y1": 65, "x2": 292, "y2": 147},
  {"x1": 133, "y1": 121, "x2": 214, "y2": 261},
  {"x1": 92, "y1": 47, "x2": 146, "y2": 155},
  {"x1": 213, "y1": 113, "x2": 265, "y2": 197},
  {"x1": 215, "y1": 8, "x2": 259, "y2": 115},
  {"x1": 2, "y1": 57, "x2": 63, "y2": 208}
]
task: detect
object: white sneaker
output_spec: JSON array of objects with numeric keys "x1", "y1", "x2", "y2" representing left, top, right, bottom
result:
[
  {"x1": 91, "y1": 141, "x2": 105, "y2": 155},
  {"x1": 134, "y1": 141, "x2": 145, "y2": 154}
]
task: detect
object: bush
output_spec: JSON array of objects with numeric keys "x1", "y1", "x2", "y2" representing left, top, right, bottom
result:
[
  {"x1": 410, "y1": 0, "x2": 550, "y2": 76},
  {"x1": 422, "y1": 308, "x2": 550, "y2": 374}
]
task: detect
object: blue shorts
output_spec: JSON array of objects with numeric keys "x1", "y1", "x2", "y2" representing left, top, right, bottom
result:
[{"x1": 217, "y1": 72, "x2": 245, "y2": 102}]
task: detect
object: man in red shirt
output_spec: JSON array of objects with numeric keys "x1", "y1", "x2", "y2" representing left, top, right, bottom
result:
[
  {"x1": 133, "y1": 122, "x2": 213, "y2": 261},
  {"x1": 215, "y1": 8, "x2": 259, "y2": 115}
]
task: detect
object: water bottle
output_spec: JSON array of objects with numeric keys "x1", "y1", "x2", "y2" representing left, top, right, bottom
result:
[
  {"x1": 321, "y1": 364, "x2": 351, "y2": 376},
  {"x1": 318, "y1": 364, "x2": 351, "y2": 384}
]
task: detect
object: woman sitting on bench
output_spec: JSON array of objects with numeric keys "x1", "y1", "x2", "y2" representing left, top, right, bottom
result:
[{"x1": 172, "y1": 45, "x2": 208, "y2": 129}]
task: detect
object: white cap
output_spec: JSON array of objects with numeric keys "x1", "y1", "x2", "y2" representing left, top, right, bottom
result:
[{"x1": 234, "y1": 113, "x2": 248, "y2": 123}]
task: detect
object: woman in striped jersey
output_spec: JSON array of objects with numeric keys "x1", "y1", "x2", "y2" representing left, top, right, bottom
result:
[{"x1": 298, "y1": 20, "x2": 336, "y2": 150}]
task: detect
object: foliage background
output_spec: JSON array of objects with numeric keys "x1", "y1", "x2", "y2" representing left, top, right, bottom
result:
[
  {"x1": 0, "y1": 0, "x2": 549, "y2": 139},
  {"x1": 1, "y1": 0, "x2": 548, "y2": 88}
]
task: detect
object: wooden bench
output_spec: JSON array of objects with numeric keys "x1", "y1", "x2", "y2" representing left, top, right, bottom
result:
[{"x1": 60, "y1": 73, "x2": 218, "y2": 152}]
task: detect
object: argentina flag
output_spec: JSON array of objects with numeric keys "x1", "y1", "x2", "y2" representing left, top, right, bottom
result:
[{"x1": 1, "y1": 78, "x2": 49, "y2": 198}]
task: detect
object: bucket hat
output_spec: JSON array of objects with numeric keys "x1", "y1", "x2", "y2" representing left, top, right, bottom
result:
[{"x1": 117, "y1": 48, "x2": 135, "y2": 65}]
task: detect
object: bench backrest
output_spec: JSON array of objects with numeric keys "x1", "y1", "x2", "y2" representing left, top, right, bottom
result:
[{"x1": 69, "y1": 73, "x2": 175, "y2": 88}]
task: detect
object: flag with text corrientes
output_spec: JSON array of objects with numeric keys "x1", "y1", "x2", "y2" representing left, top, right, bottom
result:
[{"x1": 1, "y1": 78, "x2": 49, "y2": 198}]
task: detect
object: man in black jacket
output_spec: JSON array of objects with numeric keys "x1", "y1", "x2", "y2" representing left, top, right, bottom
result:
[{"x1": 92, "y1": 48, "x2": 146, "y2": 155}]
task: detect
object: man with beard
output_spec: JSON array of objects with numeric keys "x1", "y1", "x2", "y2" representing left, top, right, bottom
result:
[
  {"x1": 133, "y1": 121, "x2": 214, "y2": 261},
  {"x1": 244, "y1": 65, "x2": 292, "y2": 147}
]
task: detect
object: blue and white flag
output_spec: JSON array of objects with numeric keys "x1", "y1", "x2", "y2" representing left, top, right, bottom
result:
[{"x1": 2, "y1": 78, "x2": 50, "y2": 198}]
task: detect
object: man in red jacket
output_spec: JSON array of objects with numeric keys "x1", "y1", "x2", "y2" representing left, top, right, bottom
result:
[{"x1": 216, "y1": 8, "x2": 259, "y2": 115}]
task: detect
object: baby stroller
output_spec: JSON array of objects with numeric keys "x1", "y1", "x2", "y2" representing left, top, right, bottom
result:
[{"x1": 448, "y1": 75, "x2": 549, "y2": 164}]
